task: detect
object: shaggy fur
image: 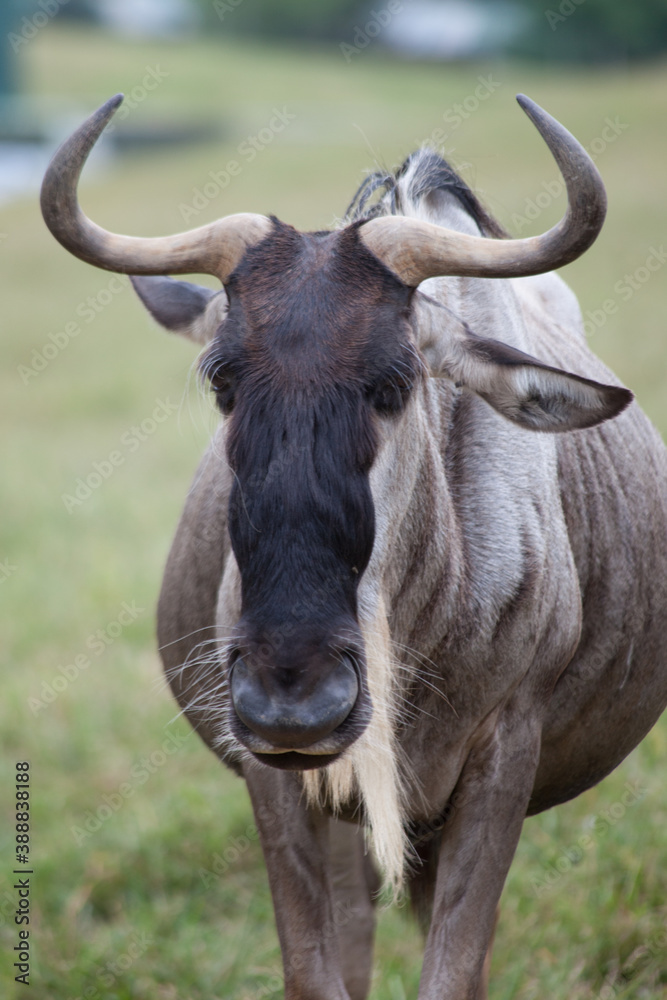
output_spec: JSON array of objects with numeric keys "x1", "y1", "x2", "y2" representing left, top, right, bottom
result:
[{"x1": 133, "y1": 150, "x2": 667, "y2": 997}]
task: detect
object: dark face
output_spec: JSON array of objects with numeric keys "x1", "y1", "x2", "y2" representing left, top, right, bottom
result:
[{"x1": 201, "y1": 220, "x2": 419, "y2": 769}]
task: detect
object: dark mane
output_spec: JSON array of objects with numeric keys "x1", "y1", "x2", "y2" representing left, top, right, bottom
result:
[{"x1": 344, "y1": 148, "x2": 507, "y2": 239}]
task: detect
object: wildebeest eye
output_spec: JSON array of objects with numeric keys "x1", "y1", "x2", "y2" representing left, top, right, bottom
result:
[
  {"x1": 368, "y1": 372, "x2": 414, "y2": 416},
  {"x1": 208, "y1": 366, "x2": 237, "y2": 414}
]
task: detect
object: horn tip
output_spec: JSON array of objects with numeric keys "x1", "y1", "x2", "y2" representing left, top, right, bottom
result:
[
  {"x1": 515, "y1": 94, "x2": 551, "y2": 131},
  {"x1": 516, "y1": 93, "x2": 536, "y2": 113},
  {"x1": 94, "y1": 93, "x2": 124, "y2": 121},
  {"x1": 90, "y1": 93, "x2": 124, "y2": 132}
]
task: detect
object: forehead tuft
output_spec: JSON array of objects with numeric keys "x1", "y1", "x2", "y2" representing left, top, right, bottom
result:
[
  {"x1": 234, "y1": 218, "x2": 408, "y2": 293},
  {"x1": 218, "y1": 219, "x2": 414, "y2": 385}
]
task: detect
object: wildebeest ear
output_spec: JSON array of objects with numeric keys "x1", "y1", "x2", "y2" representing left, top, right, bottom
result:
[
  {"x1": 429, "y1": 332, "x2": 633, "y2": 432},
  {"x1": 130, "y1": 276, "x2": 228, "y2": 344}
]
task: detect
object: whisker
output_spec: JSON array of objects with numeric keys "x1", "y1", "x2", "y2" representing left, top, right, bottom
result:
[{"x1": 158, "y1": 624, "x2": 229, "y2": 651}]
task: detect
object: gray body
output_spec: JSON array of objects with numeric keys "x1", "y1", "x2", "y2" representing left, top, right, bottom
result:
[
  {"x1": 40, "y1": 94, "x2": 667, "y2": 999},
  {"x1": 157, "y1": 193, "x2": 667, "y2": 999}
]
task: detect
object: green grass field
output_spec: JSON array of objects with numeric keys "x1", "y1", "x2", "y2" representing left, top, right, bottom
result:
[{"x1": 1, "y1": 22, "x2": 667, "y2": 999}]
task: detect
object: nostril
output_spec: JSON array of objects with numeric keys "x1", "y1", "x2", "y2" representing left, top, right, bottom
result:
[{"x1": 230, "y1": 651, "x2": 359, "y2": 748}]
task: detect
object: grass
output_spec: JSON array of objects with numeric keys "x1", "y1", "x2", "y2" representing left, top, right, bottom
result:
[{"x1": 1, "y1": 22, "x2": 667, "y2": 1000}]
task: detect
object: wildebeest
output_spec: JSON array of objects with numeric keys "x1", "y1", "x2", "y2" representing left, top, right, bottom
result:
[{"x1": 41, "y1": 93, "x2": 667, "y2": 999}]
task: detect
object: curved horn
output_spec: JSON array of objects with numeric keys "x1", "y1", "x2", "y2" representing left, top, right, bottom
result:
[
  {"x1": 359, "y1": 95, "x2": 607, "y2": 286},
  {"x1": 40, "y1": 94, "x2": 272, "y2": 281}
]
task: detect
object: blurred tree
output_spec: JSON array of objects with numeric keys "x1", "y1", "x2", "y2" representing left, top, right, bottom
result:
[
  {"x1": 0, "y1": 1, "x2": 21, "y2": 97},
  {"x1": 196, "y1": 0, "x2": 360, "y2": 40},
  {"x1": 509, "y1": 0, "x2": 667, "y2": 62},
  {"x1": 194, "y1": 0, "x2": 667, "y2": 62},
  {"x1": 12, "y1": 0, "x2": 667, "y2": 63}
]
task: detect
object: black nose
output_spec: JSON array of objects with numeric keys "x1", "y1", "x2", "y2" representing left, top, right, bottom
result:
[{"x1": 230, "y1": 652, "x2": 359, "y2": 749}]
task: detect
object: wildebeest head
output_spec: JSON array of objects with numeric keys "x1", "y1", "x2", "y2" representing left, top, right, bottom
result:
[{"x1": 40, "y1": 94, "x2": 631, "y2": 771}]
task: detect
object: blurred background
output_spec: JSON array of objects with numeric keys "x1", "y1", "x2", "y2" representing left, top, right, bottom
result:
[{"x1": 1, "y1": 1, "x2": 666, "y2": 998}]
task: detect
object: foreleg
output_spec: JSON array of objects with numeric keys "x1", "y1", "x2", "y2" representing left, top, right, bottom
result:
[{"x1": 245, "y1": 766, "x2": 351, "y2": 1000}]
